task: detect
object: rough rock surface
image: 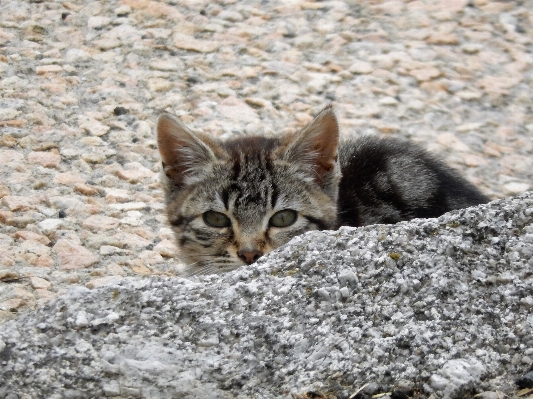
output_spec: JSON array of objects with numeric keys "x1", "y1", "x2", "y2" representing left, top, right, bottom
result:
[
  {"x1": 1, "y1": 192, "x2": 532, "y2": 398},
  {"x1": 1, "y1": 0, "x2": 533, "y2": 396},
  {"x1": 1, "y1": 0, "x2": 533, "y2": 321}
]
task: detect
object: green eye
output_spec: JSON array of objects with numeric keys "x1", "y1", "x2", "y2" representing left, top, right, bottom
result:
[
  {"x1": 203, "y1": 211, "x2": 231, "y2": 228},
  {"x1": 269, "y1": 210, "x2": 297, "y2": 228}
]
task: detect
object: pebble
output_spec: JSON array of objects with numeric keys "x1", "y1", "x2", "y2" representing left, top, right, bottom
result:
[
  {"x1": 149, "y1": 59, "x2": 182, "y2": 72},
  {"x1": 139, "y1": 250, "x2": 164, "y2": 265},
  {"x1": 29, "y1": 276, "x2": 51, "y2": 290},
  {"x1": 410, "y1": 67, "x2": 441, "y2": 82},
  {"x1": 5, "y1": 216, "x2": 35, "y2": 228},
  {"x1": 0, "y1": 108, "x2": 21, "y2": 121},
  {"x1": 99, "y1": 245, "x2": 129, "y2": 256},
  {"x1": 105, "y1": 188, "x2": 130, "y2": 203},
  {"x1": 13, "y1": 231, "x2": 50, "y2": 245},
  {"x1": 86, "y1": 276, "x2": 123, "y2": 289},
  {"x1": 3, "y1": 196, "x2": 40, "y2": 211},
  {"x1": 53, "y1": 239, "x2": 98, "y2": 270},
  {"x1": 74, "y1": 184, "x2": 100, "y2": 196},
  {"x1": 0, "y1": 271, "x2": 20, "y2": 282},
  {"x1": 114, "y1": 162, "x2": 155, "y2": 183},
  {"x1": 0, "y1": 150, "x2": 24, "y2": 164},
  {"x1": 82, "y1": 215, "x2": 121, "y2": 232},
  {"x1": 54, "y1": 172, "x2": 86, "y2": 186},
  {"x1": 121, "y1": 211, "x2": 144, "y2": 226},
  {"x1": 349, "y1": 61, "x2": 373, "y2": 74},
  {"x1": 455, "y1": 90, "x2": 483, "y2": 101},
  {"x1": 379, "y1": 96, "x2": 399, "y2": 106},
  {"x1": 34, "y1": 289, "x2": 56, "y2": 302},
  {"x1": 37, "y1": 219, "x2": 64, "y2": 235},
  {"x1": 35, "y1": 65, "x2": 63, "y2": 75},
  {"x1": 112, "y1": 232, "x2": 151, "y2": 250},
  {"x1": 87, "y1": 16, "x2": 111, "y2": 30},
  {"x1": 503, "y1": 182, "x2": 531, "y2": 196},
  {"x1": 173, "y1": 33, "x2": 219, "y2": 53},
  {"x1": 125, "y1": 259, "x2": 149, "y2": 275},
  {"x1": 78, "y1": 116, "x2": 110, "y2": 137},
  {"x1": 108, "y1": 202, "x2": 147, "y2": 212},
  {"x1": 462, "y1": 43, "x2": 483, "y2": 54},
  {"x1": 153, "y1": 239, "x2": 177, "y2": 258},
  {"x1": 65, "y1": 48, "x2": 90, "y2": 63},
  {"x1": 427, "y1": 33, "x2": 459, "y2": 45},
  {"x1": 27, "y1": 151, "x2": 61, "y2": 168}
]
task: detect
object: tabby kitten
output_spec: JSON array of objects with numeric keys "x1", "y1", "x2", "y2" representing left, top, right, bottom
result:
[{"x1": 157, "y1": 105, "x2": 488, "y2": 274}]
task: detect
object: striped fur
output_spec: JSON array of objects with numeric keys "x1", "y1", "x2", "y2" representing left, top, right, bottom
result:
[{"x1": 157, "y1": 106, "x2": 488, "y2": 275}]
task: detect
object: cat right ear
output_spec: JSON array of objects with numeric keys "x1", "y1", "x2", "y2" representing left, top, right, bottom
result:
[
  {"x1": 157, "y1": 113, "x2": 217, "y2": 186},
  {"x1": 282, "y1": 105, "x2": 341, "y2": 188}
]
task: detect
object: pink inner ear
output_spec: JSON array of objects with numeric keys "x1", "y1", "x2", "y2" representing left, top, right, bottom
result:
[
  {"x1": 312, "y1": 110, "x2": 339, "y2": 173},
  {"x1": 288, "y1": 106, "x2": 340, "y2": 185},
  {"x1": 156, "y1": 113, "x2": 221, "y2": 187},
  {"x1": 157, "y1": 115, "x2": 183, "y2": 167},
  {"x1": 156, "y1": 114, "x2": 196, "y2": 186}
]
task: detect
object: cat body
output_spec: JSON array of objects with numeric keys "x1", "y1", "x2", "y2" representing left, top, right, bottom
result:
[
  {"x1": 157, "y1": 105, "x2": 488, "y2": 274},
  {"x1": 337, "y1": 136, "x2": 488, "y2": 227}
]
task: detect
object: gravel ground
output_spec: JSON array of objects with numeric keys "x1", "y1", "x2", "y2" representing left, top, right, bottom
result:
[
  {"x1": 1, "y1": 192, "x2": 532, "y2": 398},
  {"x1": 1, "y1": 0, "x2": 533, "y2": 323}
]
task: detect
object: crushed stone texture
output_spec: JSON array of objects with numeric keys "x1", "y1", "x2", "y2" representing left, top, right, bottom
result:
[
  {"x1": 1, "y1": 192, "x2": 532, "y2": 398},
  {"x1": 1, "y1": 0, "x2": 533, "y2": 396},
  {"x1": 1, "y1": 0, "x2": 533, "y2": 320}
]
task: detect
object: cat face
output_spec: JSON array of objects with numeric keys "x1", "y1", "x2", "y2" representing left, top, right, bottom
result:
[{"x1": 157, "y1": 105, "x2": 341, "y2": 275}]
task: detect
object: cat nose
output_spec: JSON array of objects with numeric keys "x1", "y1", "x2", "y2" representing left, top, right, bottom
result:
[{"x1": 237, "y1": 248, "x2": 263, "y2": 265}]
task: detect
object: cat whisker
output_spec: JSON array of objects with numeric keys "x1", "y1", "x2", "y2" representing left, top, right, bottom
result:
[
  {"x1": 183, "y1": 267, "x2": 211, "y2": 278},
  {"x1": 179, "y1": 258, "x2": 242, "y2": 277}
]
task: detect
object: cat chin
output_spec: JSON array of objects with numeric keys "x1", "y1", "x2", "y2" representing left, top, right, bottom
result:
[{"x1": 174, "y1": 247, "x2": 246, "y2": 276}]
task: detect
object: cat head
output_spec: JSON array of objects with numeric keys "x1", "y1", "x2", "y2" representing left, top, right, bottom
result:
[{"x1": 157, "y1": 105, "x2": 341, "y2": 275}]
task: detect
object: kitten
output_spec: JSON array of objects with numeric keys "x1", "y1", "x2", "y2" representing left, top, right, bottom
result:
[{"x1": 157, "y1": 105, "x2": 488, "y2": 274}]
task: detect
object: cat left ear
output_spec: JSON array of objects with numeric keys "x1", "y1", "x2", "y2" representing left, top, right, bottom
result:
[
  {"x1": 283, "y1": 104, "x2": 340, "y2": 187},
  {"x1": 157, "y1": 113, "x2": 218, "y2": 186}
]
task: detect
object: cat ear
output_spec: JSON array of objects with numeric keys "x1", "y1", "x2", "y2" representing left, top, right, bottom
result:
[
  {"x1": 157, "y1": 113, "x2": 218, "y2": 186},
  {"x1": 282, "y1": 105, "x2": 340, "y2": 187}
]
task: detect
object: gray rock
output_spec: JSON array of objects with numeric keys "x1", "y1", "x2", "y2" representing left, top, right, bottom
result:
[{"x1": 1, "y1": 192, "x2": 533, "y2": 398}]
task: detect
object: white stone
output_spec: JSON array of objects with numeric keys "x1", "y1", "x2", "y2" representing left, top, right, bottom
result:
[
  {"x1": 462, "y1": 43, "x2": 482, "y2": 54},
  {"x1": 65, "y1": 48, "x2": 90, "y2": 62},
  {"x1": 149, "y1": 59, "x2": 183, "y2": 72},
  {"x1": 75, "y1": 311, "x2": 89, "y2": 327},
  {"x1": 0, "y1": 108, "x2": 21, "y2": 121},
  {"x1": 108, "y1": 202, "x2": 147, "y2": 211},
  {"x1": 105, "y1": 188, "x2": 130, "y2": 203},
  {"x1": 503, "y1": 182, "x2": 530, "y2": 196},
  {"x1": 88, "y1": 16, "x2": 111, "y2": 29},
  {"x1": 100, "y1": 246, "x2": 129, "y2": 256},
  {"x1": 38, "y1": 219, "x2": 63, "y2": 234},
  {"x1": 153, "y1": 239, "x2": 177, "y2": 258},
  {"x1": 349, "y1": 61, "x2": 373, "y2": 74},
  {"x1": 379, "y1": 96, "x2": 399, "y2": 106},
  {"x1": 121, "y1": 211, "x2": 144, "y2": 226},
  {"x1": 78, "y1": 115, "x2": 110, "y2": 137}
]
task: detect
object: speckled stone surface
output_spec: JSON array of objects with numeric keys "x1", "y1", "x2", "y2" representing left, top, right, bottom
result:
[
  {"x1": 1, "y1": 192, "x2": 532, "y2": 398},
  {"x1": 1, "y1": 0, "x2": 533, "y2": 397},
  {"x1": 1, "y1": 0, "x2": 533, "y2": 321}
]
